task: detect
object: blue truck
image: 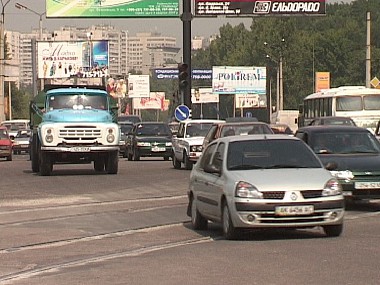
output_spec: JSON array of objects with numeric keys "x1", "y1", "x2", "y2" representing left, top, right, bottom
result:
[{"x1": 29, "y1": 84, "x2": 120, "y2": 176}]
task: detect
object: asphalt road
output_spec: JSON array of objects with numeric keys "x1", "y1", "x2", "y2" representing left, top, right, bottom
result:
[{"x1": 1, "y1": 154, "x2": 380, "y2": 285}]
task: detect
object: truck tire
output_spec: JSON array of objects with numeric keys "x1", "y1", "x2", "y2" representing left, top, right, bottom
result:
[
  {"x1": 94, "y1": 157, "x2": 105, "y2": 172},
  {"x1": 105, "y1": 151, "x2": 118, "y2": 174},
  {"x1": 31, "y1": 135, "x2": 40, "y2": 173},
  {"x1": 39, "y1": 151, "x2": 53, "y2": 176}
]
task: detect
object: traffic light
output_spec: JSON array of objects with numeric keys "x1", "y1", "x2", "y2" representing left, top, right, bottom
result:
[{"x1": 178, "y1": 63, "x2": 189, "y2": 90}]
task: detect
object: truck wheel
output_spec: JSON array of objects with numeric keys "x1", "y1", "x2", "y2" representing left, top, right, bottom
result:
[
  {"x1": 39, "y1": 151, "x2": 53, "y2": 176},
  {"x1": 94, "y1": 158, "x2": 105, "y2": 172},
  {"x1": 184, "y1": 152, "x2": 193, "y2": 170},
  {"x1": 31, "y1": 135, "x2": 40, "y2": 173},
  {"x1": 106, "y1": 151, "x2": 118, "y2": 174}
]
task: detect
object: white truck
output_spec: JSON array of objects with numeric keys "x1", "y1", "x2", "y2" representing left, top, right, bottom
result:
[
  {"x1": 172, "y1": 119, "x2": 224, "y2": 170},
  {"x1": 271, "y1": 110, "x2": 299, "y2": 133}
]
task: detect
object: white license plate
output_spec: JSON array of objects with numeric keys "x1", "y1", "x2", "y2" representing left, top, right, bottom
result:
[
  {"x1": 355, "y1": 182, "x2": 380, "y2": 189},
  {"x1": 151, "y1": 146, "x2": 165, "y2": 152},
  {"x1": 275, "y1": 205, "x2": 314, "y2": 216},
  {"x1": 71, "y1": 147, "x2": 91, "y2": 152}
]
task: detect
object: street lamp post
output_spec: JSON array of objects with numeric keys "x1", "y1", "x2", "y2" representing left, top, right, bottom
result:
[
  {"x1": 264, "y1": 38, "x2": 285, "y2": 112},
  {"x1": 0, "y1": 0, "x2": 10, "y2": 122},
  {"x1": 15, "y1": 2, "x2": 46, "y2": 40}
]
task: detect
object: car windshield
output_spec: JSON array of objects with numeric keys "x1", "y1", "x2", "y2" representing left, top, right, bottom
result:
[
  {"x1": 222, "y1": 124, "x2": 273, "y2": 137},
  {"x1": 136, "y1": 124, "x2": 171, "y2": 136},
  {"x1": 311, "y1": 132, "x2": 380, "y2": 154},
  {"x1": 186, "y1": 123, "x2": 214, "y2": 137},
  {"x1": 48, "y1": 94, "x2": 108, "y2": 110},
  {"x1": 120, "y1": 124, "x2": 133, "y2": 135},
  {"x1": 16, "y1": 132, "x2": 30, "y2": 139},
  {"x1": 227, "y1": 139, "x2": 322, "y2": 170}
]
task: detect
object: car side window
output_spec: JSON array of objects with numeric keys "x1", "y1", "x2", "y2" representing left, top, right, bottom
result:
[
  {"x1": 212, "y1": 143, "x2": 225, "y2": 171},
  {"x1": 199, "y1": 143, "x2": 217, "y2": 169}
]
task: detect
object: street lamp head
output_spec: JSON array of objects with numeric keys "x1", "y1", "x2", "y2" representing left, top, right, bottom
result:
[{"x1": 15, "y1": 2, "x2": 27, "y2": 10}]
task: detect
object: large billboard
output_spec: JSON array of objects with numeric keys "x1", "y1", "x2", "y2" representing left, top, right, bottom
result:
[
  {"x1": 212, "y1": 66, "x2": 266, "y2": 95},
  {"x1": 46, "y1": 0, "x2": 179, "y2": 18},
  {"x1": 195, "y1": 0, "x2": 326, "y2": 17},
  {"x1": 37, "y1": 41, "x2": 109, "y2": 79}
]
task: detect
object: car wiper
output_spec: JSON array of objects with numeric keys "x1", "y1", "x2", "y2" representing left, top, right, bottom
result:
[
  {"x1": 229, "y1": 164, "x2": 265, "y2": 170},
  {"x1": 340, "y1": 150, "x2": 378, "y2": 154}
]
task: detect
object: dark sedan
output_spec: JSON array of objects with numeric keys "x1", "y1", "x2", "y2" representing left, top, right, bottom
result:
[
  {"x1": 295, "y1": 125, "x2": 380, "y2": 200},
  {"x1": 125, "y1": 122, "x2": 172, "y2": 161}
]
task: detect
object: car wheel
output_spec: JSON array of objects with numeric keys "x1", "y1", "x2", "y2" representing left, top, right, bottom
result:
[
  {"x1": 222, "y1": 203, "x2": 238, "y2": 240},
  {"x1": 184, "y1": 152, "x2": 193, "y2": 170},
  {"x1": 172, "y1": 153, "x2": 181, "y2": 169},
  {"x1": 323, "y1": 224, "x2": 343, "y2": 237},
  {"x1": 191, "y1": 196, "x2": 208, "y2": 230},
  {"x1": 132, "y1": 148, "x2": 140, "y2": 161},
  {"x1": 7, "y1": 154, "x2": 12, "y2": 161},
  {"x1": 163, "y1": 156, "x2": 170, "y2": 161}
]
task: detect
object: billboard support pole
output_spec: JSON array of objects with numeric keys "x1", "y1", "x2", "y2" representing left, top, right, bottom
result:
[{"x1": 32, "y1": 38, "x2": 38, "y2": 96}]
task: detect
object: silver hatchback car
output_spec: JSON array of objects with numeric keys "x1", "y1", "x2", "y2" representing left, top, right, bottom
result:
[{"x1": 187, "y1": 135, "x2": 345, "y2": 240}]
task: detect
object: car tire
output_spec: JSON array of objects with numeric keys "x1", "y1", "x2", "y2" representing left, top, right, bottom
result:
[
  {"x1": 190, "y1": 196, "x2": 208, "y2": 230},
  {"x1": 163, "y1": 156, "x2": 170, "y2": 161},
  {"x1": 7, "y1": 154, "x2": 12, "y2": 161},
  {"x1": 39, "y1": 151, "x2": 53, "y2": 176},
  {"x1": 323, "y1": 224, "x2": 343, "y2": 237},
  {"x1": 184, "y1": 152, "x2": 193, "y2": 170},
  {"x1": 173, "y1": 153, "x2": 181, "y2": 169},
  {"x1": 222, "y1": 203, "x2": 238, "y2": 240}
]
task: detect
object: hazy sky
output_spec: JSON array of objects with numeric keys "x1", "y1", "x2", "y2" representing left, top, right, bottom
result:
[{"x1": 5, "y1": 0, "x2": 354, "y2": 41}]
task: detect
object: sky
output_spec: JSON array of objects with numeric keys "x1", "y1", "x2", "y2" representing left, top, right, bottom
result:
[{"x1": 5, "y1": 0, "x2": 354, "y2": 41}]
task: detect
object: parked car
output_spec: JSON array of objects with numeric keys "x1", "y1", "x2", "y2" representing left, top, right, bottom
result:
[
  {"x1": 125, "y1": 122, "x2": 172, "y2": 161},
  {"x1": 295, "y1": 125, "x2": 380, "y2": 200},
  {"x1": 118, "y1": 115, "x2": 142, "y2": 124},
  {"x1": 202, "y1": 121, "x2": 273, "y2": 150},
  {"x1": 118, "y1": 122, "x2": 134, "y2": 158},
  {"x1": 12, "y1": 130, "x2": 31, "y2": 154},
  {"x1": 187, "y1": 135, "x2": 344, "y2": 239},
  {"x1": 0, "y1": 127, "x2": 12, "y2": 161},
  {"x1": 308, "y1": 116, "x2": 356, "y2": 127},
  {"x1": 172, "y1": 119, "x2": 224, "y2": 170}
]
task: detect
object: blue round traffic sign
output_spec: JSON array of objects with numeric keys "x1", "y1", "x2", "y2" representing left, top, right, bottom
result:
[{"x1": 175, "y1": 105, "x2": 190, "y2": 121}]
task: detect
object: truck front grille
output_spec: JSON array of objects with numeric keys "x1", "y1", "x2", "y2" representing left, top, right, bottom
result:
[{"x1": 59, "y1": 127, "x2": 101, "y2": 139}]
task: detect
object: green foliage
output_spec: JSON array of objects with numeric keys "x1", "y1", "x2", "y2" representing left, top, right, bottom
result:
[
  {"x1": 6, "y1": 83, "x2": 32, "y2": 119},
  {"x1": 192, "y1": 0, "x2": 380, "y2": 110}
]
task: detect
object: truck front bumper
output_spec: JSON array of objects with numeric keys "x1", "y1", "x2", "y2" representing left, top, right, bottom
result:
[{"x1": 41, "y1": 146, "x2": 119, "y2": 152}]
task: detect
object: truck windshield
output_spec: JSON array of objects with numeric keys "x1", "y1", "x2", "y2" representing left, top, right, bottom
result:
[{"x1": 48, "y1": 94, "x2": 108, "y2": 111}]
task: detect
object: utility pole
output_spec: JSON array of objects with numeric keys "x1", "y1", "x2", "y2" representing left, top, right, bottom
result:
[
  {"x1": 0, "y1": 0, "x2": 10, "y2": 122},
  {"x1": 366, "y1": 11, "x2": 371, "y2": 88},
  {"x1": 181, "y1": 0, "x2": 192, "y2": 108}
]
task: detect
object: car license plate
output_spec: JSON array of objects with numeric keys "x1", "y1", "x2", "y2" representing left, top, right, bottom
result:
[
  {"x1": 71, "y1": 147, "x2": 90, "y2": 152},
  {"x1": 355, "y1": 182, "x2": 380, "y2": 189},
  {"x1": 151, "y1": 146, "x2": 165, "y2": 152},
  {"x1": 275, "y1": 205, "x2": 314, "y2": 216}
]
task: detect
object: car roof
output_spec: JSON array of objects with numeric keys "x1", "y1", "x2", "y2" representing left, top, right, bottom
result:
[
  {"x1": 216, "y1": 134, "x2": 300, "y2": 144},
  {"x1": 297, "y1": 125, "x2": 368, "y2": 133},
  {"x1": 181, "y1": 119, "x2": 225, "y2": 124}
]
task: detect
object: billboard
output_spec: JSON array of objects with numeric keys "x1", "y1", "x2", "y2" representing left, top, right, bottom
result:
[
  {"x1": 46, "y1": 0, "x2": 179, "y2": 18},
  {"x1": 152, "y1": 68, "x2": 212, "y2": 80},
  {"x1": 133, "y1": 92, "x2": 166, "y2": 110},
  {"x1": 315, "y1": 71, "x2": 330, "y2": 92},
  {"x1": 235, "y1": 94, "x2": 267, "y2": 108},
  {"x1": 212, "y1": 66, "x2": 266, "y2": 95},
  {"x1": 37, "y1": 41, "x2": 109, "y2": 79},
  {"x1": 191, "y1": 88, "x2": 219, "y2": 103},
  {"x1": 128, "y1": 75, "x2": 150, "y2": 98},
  {"x1": 195, "y1": 0, "x2": 326, "y2": 17}
]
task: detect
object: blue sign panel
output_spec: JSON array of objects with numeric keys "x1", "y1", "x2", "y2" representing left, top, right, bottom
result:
[
  {"x1": 153, "y1": 68, "x2": 212, "y2": 80},
  {"x1": 175, "y1": 105, "x2": 190, "y2": 121}
]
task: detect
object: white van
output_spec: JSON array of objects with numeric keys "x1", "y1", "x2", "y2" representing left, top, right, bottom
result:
[{"x1": 271, "y1": 110, "x2": 299, "y2": 133}]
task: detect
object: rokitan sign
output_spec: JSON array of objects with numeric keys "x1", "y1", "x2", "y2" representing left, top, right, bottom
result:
[{"x1": 195, "y1": 0, "x2": 326, "y2": 17}]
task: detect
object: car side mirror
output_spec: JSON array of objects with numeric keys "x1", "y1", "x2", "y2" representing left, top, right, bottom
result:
[
  {"x1": 325, "y1": 161, "x2": 338, "y2": 171},
  {"x1": 204, "y1": 164, "x2": 221, "y2": 175}
]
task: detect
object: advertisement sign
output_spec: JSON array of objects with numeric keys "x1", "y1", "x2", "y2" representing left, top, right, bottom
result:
[
  {"x1": 315, "y1": 71, "x2": 330, "y2": 92},
  {"x1": 46, "y1": 0, "x2": 179, "y2": 18},
  {"x1": 195, "y1": 0, "x2": 326, "y2": 17},
  {"x1": 133, "y1": 92, "x2": 166, "y2": 110},
  {"x1": 153, "y1": 68, "x2": 212, "y2": 80},
  {"x1": 235, "y1": 94, "x2": 267, "y2": 108},
  {"x1": 191, "y1": 88, "x2": 219, "y2": 103},
  {"x1": 128, "y1": 75, "x2": 150, "y2": 98},
  {"x1": 37, "y1": 41, "x2": 109, "y2": 79},
  {"x1": 212, "y1": 66, "x2": 266, "y2": 95}
]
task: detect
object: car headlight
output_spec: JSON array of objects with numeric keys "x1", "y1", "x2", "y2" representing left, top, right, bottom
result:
[
  {"x1": 330, "y1": 170, "x2": 354, "y2": 180},
  {"x1": 190, "y1": 145, "x2": 202, "y2": 152},
  {"x1": 137, "y1": 142, "x2": 151, "y2": 147},
  {"x1": 45, "y1": 128, "x2": 54, "y2": 143},
  {"x1": 235, "y1": 181, "x2": 263, "y2": 199},
  {"x1": 322, "y1": 178, "x2": 342, "y2": 196},
  {"x1": 166, "y1": 142, "x2": 172, "y2": 147}
]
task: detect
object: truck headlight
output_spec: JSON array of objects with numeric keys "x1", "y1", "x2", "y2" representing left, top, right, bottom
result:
[
  {"x1": 106, "y1": 128, "x2": 115, "y2": 143},
  {"x1": 45, "y1": 128, "x2": 54, "y2": 143}
]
